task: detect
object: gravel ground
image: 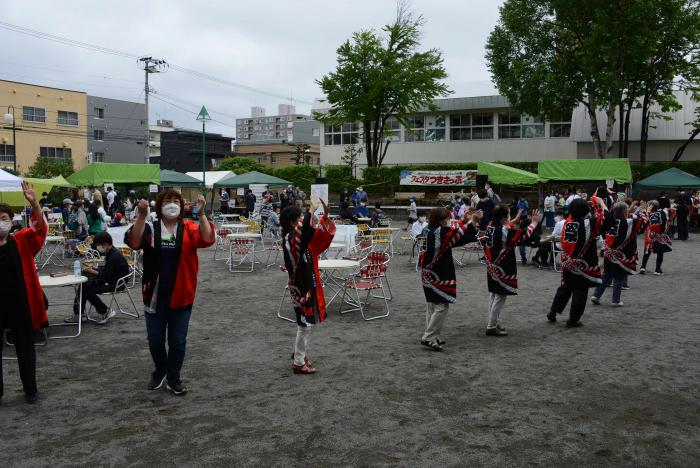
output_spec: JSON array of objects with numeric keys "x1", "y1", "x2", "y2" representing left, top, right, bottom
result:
[{"x1": 1, "y1": 232, "x2": 699, "y2": 467}]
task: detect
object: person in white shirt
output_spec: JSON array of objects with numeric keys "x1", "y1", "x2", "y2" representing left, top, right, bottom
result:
[
  {"x1": 543, "y1": 191, "x2": 557, "y2": 229},
  {"x1": 406, "y1": 196, "x2": 418, "y2": 230},
  {"x1": 106, "y1": 186, "x2": 116, "y2": 212},
  {"x1": 411, "y1": 215, "x2": 428, "y2": 238},
  {"x1": 566, "y1": 187, "x2": 583, "y2": 206}
]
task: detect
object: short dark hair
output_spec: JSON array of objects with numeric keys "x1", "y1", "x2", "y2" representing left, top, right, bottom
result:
[
  {"x1": 492, "y1": 204, "x2": 509, "y2": 223},
  {"x1": 92, "y1": 231, "x2": 113, "y2": 246},
  {"x1": 280, "y1": 206, "x2": 302, "y2": 236},
  {"x1": 477, "y1": 190, "x2": 487, "y2": 198},
  {"x1": 155, "y1": 188, "x2": 185, "y2": 220},
  {"x1": 569, "y1": 198, "x2": 590, "y2": 218},
  {"x1": 658, "y1": 197, "x2": 671, "y2": 209},
  {"x1": 374, "y1": 202, "x2": 381, "y2": 209},
  {"x1": 0, "y1": 203, "x2": 14, "y2": 219},
  {"x1": 428, "y1": 207, "x2": 450, "y2": 228}
]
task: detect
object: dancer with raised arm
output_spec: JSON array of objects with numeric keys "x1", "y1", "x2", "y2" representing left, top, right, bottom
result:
[
  {"x1": 420, "y1": 207, "x2": 482, "y2": 351},
  {"x1": 281, "y1": 198, "x2": 335, "y2": 374}
]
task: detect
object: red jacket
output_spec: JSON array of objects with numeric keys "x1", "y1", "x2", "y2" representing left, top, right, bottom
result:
[
  {"x1": 12, "y1": 211, "x2": 48, "y2": 330},
  {"x1": 127, "y1": 218, "x2": 215, "y2": 309}
]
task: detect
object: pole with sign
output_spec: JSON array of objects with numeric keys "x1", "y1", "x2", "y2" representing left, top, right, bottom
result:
[{"x1": 196, "y1": 106, "x2": 211, "y2": 200}]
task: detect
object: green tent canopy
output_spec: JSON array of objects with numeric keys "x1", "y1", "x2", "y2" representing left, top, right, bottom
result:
[
  {"x1": 160, "y1": 169, "x2": 203, "y2": 188},
  {"x1": 67, "y1": 163, "x2": 160, "y2": 186},
  {"x1": 0, "y1": 175, "x2": 74, "y2": 206},
  {"x1": 214, "y1": 171, "x2": 291, "y2": 188},
  {"x1": 477, "y1": 162, "x2": 545, "y2": 185},
  {"x1": 636, "y1": 167, "x2": 700, "y2": 189},
  {"x1": 538, "y1": 159, "x2": 632, "y2": 184}
]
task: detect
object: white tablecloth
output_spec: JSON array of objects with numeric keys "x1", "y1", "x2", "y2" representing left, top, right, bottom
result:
[{"x1": 333, "y1": 224, "x2": 358, "y2": 253}]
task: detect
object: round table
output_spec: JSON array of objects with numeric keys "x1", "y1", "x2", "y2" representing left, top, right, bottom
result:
[
  {"x1": 317, "y1": 259, "x2": 360, "y2": 307},
  {"x1": 221, "y1": 223, "x2": 248, "y2": 231},
  {"x1": 318, "y1": 259, "x2": 360, "y2": 270},
  {"x1": 40, "y1": 275, "x2": 88, "y2": 339},
  {"x1": 226, "y1": 232, "x2": 262, "y2": 239}
]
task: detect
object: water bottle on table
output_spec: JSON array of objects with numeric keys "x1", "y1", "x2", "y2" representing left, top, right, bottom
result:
[{"x1": 73, "y1": 259, "x2": 81, "y2": 277}]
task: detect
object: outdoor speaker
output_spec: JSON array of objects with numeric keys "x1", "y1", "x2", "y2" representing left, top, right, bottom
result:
[{"x1": 476, "y1": 175, "x2": 488, "y2": 189}]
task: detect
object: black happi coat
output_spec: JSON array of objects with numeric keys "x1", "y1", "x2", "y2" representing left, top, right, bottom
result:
[
  {"x1": 560, "y1": 204, "x2": 606, "y2": 289},
  {"x1": 421, "y1": 220, "x2": 478, "y2": 303},
  {"x1": 644, "y1": 208, "x2": 675, "y2": 254},
  {"x1": 601, "y1": 212, "x2": 648, "y2": 275},
  {"x1": 483, "y1": 220, "x2": 537, "y2": 296}
]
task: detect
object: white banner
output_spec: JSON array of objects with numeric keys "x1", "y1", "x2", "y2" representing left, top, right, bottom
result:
[{"x1": 399, "y1": 170, "x2": 476, "y2": 186}]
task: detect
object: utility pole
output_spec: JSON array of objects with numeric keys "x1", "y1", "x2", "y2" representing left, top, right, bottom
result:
[
  {"x1": 137, "y1": 57, "x2": 168, "y2": 164},
  {"x1": 196, "y1": 106, "x2": 212, "y2": 199}
]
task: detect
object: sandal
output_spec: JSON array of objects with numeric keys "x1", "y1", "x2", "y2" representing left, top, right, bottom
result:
[
  {"x1": 420, "y1": 339, "x2": 443, "y2": 352},
  {"x1": 436, "y1": 338, "x2": 446, "y2": 345},
  {"x1": 291, "y1": 353, "x2": 312, "y2": 367},
  {"x1": 292, "y1": 363, "x2": 317, "y2": 374}
]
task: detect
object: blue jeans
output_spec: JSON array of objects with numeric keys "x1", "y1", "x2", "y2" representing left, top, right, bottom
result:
[
  {"x1": 593, "y1": 269, "x2": 625, "y2": 304},
  {"x1": 544, "y1": 211, "x2": 555, "y2": 228},
  {"x1": 145, "y1": 306, "x2": 192, "y2": 384}
]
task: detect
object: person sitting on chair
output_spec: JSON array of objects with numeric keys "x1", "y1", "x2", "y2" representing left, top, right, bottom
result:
[{"x1": 69, "y1": 232, "x2": 129, "y2": 325}]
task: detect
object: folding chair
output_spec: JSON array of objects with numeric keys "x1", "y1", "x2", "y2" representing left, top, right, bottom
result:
[
  {"x1": 228, "y1": 238, "x2": 255, "y2": 272},
  {"x1": 213, "y1": 228, "x2": 233, "y2": 261},
  {"x1": 338, "y1": 263, "x2": 390, "y2": 321},
  {"x1": 276, "y1": 266, "x2": 295, "y2": 323},
  {"x1": 413, "y1": 235, "x2": 427, "y2": 271},
  {"x1": 367, "y1": 251, "x2": 393, "y2": 300},
  {"x1": 86, "y1": 273, "x2": 140, "y2": 320},
  {"x1": 370, "y1": 228, "x2": 392, "y2": 253},
  {"x1": 265, "y1": 236, "x2": 284, "y2": 267},
  {"x1": 456, "y1": 242, "x2": 482, "y2": 266},
  {"x1": 552, "y1": 243, "x2": 564, "y2": 272}
]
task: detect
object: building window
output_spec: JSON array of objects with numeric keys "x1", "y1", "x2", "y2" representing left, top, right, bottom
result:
[
  {"x1": 405, "y1": 116, "x2": 425, "y2": 142},
  {"x1": 57, "y1": 110, "x2": 79, "y2": 126},
  {"x1": 0, "y1": 144, "x2": 15, "y2": 162},
  {"x1": 94, "y1": 129, "x2": 105, "y2": 141},
  {"x1": 93, "y1": 152, "x2": 105, "y2": 162},
  {"x1": 451, "y1": 113, "x2": 494, "y2": 140},
  {"x1": 384, "y1": 118, "x2": 401, "y2": 142},
  {"x1": 425, "y1": 115, "x2": 446, "y2": 142},
  {"x1": 324, "y1": 123, "x2": 360, "y2": 145},
  {"x1": 498, "y1": 112, "x2": 544, "y2": 139},
  {"x1": 549, "y1": 112, "x2": 572, "y2": 138},
  {"x1": 40, "y1": 147, "x2": 72, "y2": 160},
  {"x1": 94, "y1": 107, "x2": 105, "y2": 119},
  {"x1": 312, "y1": 128, "x2": 319, "y2": 137},
  {"x1": 22, "y1": 106, "x2": 46, "y2": 123}
]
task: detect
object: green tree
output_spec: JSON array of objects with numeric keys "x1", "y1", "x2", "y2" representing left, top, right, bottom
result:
[
  {"x1": 26, "y1": 157, "x2": 74, "y2": 178},
  {"x1": 340, "y1": 143, "x2": 363, "y2": 177},
  {"x1": 316, "y1": 1, "x2": 450, "y2": 167},
  {"x1": 289, "y1": 143, "x2": 311, "y2": 165},
  {"x1": 486, "y1": 0, "x2": 700, "y2": 161},
  {"x1": 217, "y1": 156, "x2": 271, "y2": 175}
]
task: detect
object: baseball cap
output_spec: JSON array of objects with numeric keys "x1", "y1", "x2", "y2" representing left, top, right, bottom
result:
[{"x1": 62, "y1": 198, "x2": 73, "y2": 205}]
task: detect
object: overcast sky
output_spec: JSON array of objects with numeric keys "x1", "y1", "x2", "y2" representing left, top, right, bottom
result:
[{"x1": 0, "y1": 0, "x2": 503, "y2": 137}]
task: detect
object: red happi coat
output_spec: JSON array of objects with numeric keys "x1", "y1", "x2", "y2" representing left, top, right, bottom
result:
[
  {"x1": 421, "y1": 220, "x2": 478, "y2": 303},
  {"x1": 601, "y1": 212, "x2": 648, "y2": 275},
  {"x1": 560, "y1": 197, "x2": 605, "y2": 288},
  {"x1": 482, "y1": 220, "x2": 537, "y2": 295},
  {"x1": 283, "y1": 213, "x2": 335, "y2": 325},
  {"x1": 644, "y1": 208, "x2": 675, "y2": 254},
  {"x1": 11, "y1": 211, "x2": 49, "y2": 330}
]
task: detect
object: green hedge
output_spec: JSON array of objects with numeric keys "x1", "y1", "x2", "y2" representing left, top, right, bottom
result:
[
  {"x1": 324, "y1": 165, "x2": 358, "y2": 193},
  {"x1": 273, "y1": 164, "x2": 318, "y2": 190}
]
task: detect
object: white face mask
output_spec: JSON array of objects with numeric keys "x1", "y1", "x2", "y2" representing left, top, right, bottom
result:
[
  {"x1": 96, "y1": 245, "x2": 106, "y2": 254},
  {"x1": 0, "y1": 220, "x2": 11, "y2": 235},
  {"x1": 162, "y1": 202, "x2": 181, "y2": 219}
]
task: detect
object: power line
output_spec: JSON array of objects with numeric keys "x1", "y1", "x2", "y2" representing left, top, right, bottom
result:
[
  {"x1": 149, "y1": 94, "x2": 234, "y2": 128},
  {"x1": 0, "y1": 21, "x2": 313, "y2": 105},
  {"x1": 1, "y1": 71, "x2": 141, "y2": 90},
  {"x1": 0, "y1": 60, "x2": 143, "y2": 84}
]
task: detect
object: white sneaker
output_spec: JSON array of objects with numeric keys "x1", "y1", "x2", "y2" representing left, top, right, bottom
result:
[
  {"x1": 611, "y1": 302, "x2": 624, "y2": 307},
  {"x1": 590, "y1": 296, "x2": 600, "y2": 305},
  {"x1": 96, "y1": 310, "x2": 116, "y2": 325}
]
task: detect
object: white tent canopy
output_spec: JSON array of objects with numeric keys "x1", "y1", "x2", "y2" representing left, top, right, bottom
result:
[
  {"x1": 184, "y1": 171, "x2": 235, "y2": 189},
  {"x1": 0, "y1": 168, "x2": 22, "y2": 192}
]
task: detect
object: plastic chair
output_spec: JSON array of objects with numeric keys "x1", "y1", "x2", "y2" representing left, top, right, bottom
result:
[
  {"x1": 551, "y1": 242, "x2": 564, "y2": 272},
  {"x1": 367, "y1": 251, "x2": 393, "y2": 300},
  {"x1": 339, "y1": 263, "x2": 390, "y2": 321},
  {"x1": 370, "y1": 228, "x2": 393, "y2": 253},
  {"x1": 228, "y1": 238, "x2": 255, "y2": 272},
  {"x1": 86, "y1": 273, "x2": 139, "y2": 320}
]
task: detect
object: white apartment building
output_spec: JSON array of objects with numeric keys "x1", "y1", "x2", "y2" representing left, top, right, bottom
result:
[
  {"x1": 236, "y1": 105, "x2": 310, "y2": 143},
  {"x1": 315, "y1": 93, "x2": 700, "y2": 166}
]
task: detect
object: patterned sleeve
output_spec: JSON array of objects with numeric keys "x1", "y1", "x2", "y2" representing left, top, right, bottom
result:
[{"x1": 308, "y1": 216, "x2": 336, "y2": 256}]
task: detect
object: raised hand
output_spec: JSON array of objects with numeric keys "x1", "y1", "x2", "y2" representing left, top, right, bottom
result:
[
  {"x1": 319, "y1": 198, "x2": 329, "y2": 216},
  {"x1": 530, "y1": 209, "x2": 542, "y2": 224},
  {"x1": 22, "y1": 180, "x2": 37, "y2": 205},
  {"x1": 196, "y1": 194, "x2": 206, "y2": 214},
  {"x1": 471, "y1": 209, "x2": 484, "y2": 225},
  {"x1": 137, "y1": 199, "x2": 149, "y2": 217}
]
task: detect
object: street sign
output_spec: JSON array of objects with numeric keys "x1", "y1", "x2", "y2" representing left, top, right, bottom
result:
[{"x1": 196, "y1": 106, "x2": 211, "y2": 121}]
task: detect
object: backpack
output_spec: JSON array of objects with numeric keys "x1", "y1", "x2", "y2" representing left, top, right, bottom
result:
[{"x1": 66, "y1": 211, "x2": 80, "y2": 231}]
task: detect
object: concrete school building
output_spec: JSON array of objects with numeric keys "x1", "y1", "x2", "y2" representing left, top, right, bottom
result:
[
  {"x1": 314, "y1": 92, "x2": 700, "y2": 167},
  {"x1": 0, "y1": 79, "x2": 147, "y2": 173}
]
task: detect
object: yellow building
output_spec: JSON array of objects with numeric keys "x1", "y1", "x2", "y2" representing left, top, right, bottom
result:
[{"x1": 0, "y1": 79, "x2": 88, "y2": 173}]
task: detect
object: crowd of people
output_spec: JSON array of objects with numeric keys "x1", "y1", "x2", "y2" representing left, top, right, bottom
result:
[{"x1": 0, "y1": 178, "x2": 694, "y2": 404}]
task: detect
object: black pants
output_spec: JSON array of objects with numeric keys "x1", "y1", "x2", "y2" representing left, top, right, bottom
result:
[
  {"x1": 641, "y1": 251, "x2": 664, "y2": 272},
  {"x1": 74, "y1": 280, "x2": 111, "y2": 315},
  {"x1": 550, "y1": 285, "x2": 589, "y2": 324},
  {"x1": 0, "y1": 306, "x2": 37, "y2": 398},
  {"x1": 677, "y1": 214, "x2": 688, "y2": 240}
]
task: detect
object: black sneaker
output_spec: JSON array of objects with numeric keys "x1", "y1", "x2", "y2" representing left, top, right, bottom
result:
[
  {"x1": 24, "y1": 392, "x2": 39, "y2": 404},
  {"x1": 166, "y1": 381, "x2": 188, "y2": 396},
  {"x1": 485, "y1": 327, "x2": 508, "y2": 336},
  {"x1": 147, "y1": 372, "x2": 166, "y2": 390},
  {"x1": 546, "y1": 311, "x2": 557, "y2": 323},
  {"x1": 566, "y1": 321, "x2": 583, "y2": 328}
]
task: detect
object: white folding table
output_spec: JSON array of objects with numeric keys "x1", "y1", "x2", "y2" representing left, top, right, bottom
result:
[
  {"x1": 317, "y1": 259, "x2": 360, "y2": 307},
  {"x1": 40, "y1": 275, "x2": 88, "y2": 339},
  {"x1": 38, "y1": 236, "x2": 66, "y2": 269}
]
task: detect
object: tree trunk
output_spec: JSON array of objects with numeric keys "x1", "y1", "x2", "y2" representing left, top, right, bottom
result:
[
  {"x1": 585, "y1": 94, "x2": 604, "y2": 158},
  {"x1": 604, "y1": 105, "x2": 617, "y2": 157},
  {"x1": 363, "y1": 121, "x2": 373, "y2": 166},
  {"x1": 618, "y1": 99, "x2": 624, "y2": 158},
  {"x1": 672, "y1": 127, "x2": 700, "y2": 161},
  {"x1": 640, "y1": 93, "x2": 650, "y2": 166},
  {"x1": 623, "y1": 98, "x2": 633, "y2": 158}
]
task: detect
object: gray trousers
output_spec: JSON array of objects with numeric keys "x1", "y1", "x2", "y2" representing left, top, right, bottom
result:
[
  {"x1": 422, "y1": 302, "x2": 450, "y2": 342},
  {"x1": 293, "y1": 325, "x2": 312, "y2": 366},
  {"x1": 487, "y1": 293, "x2": 507, "y2": 329}
]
